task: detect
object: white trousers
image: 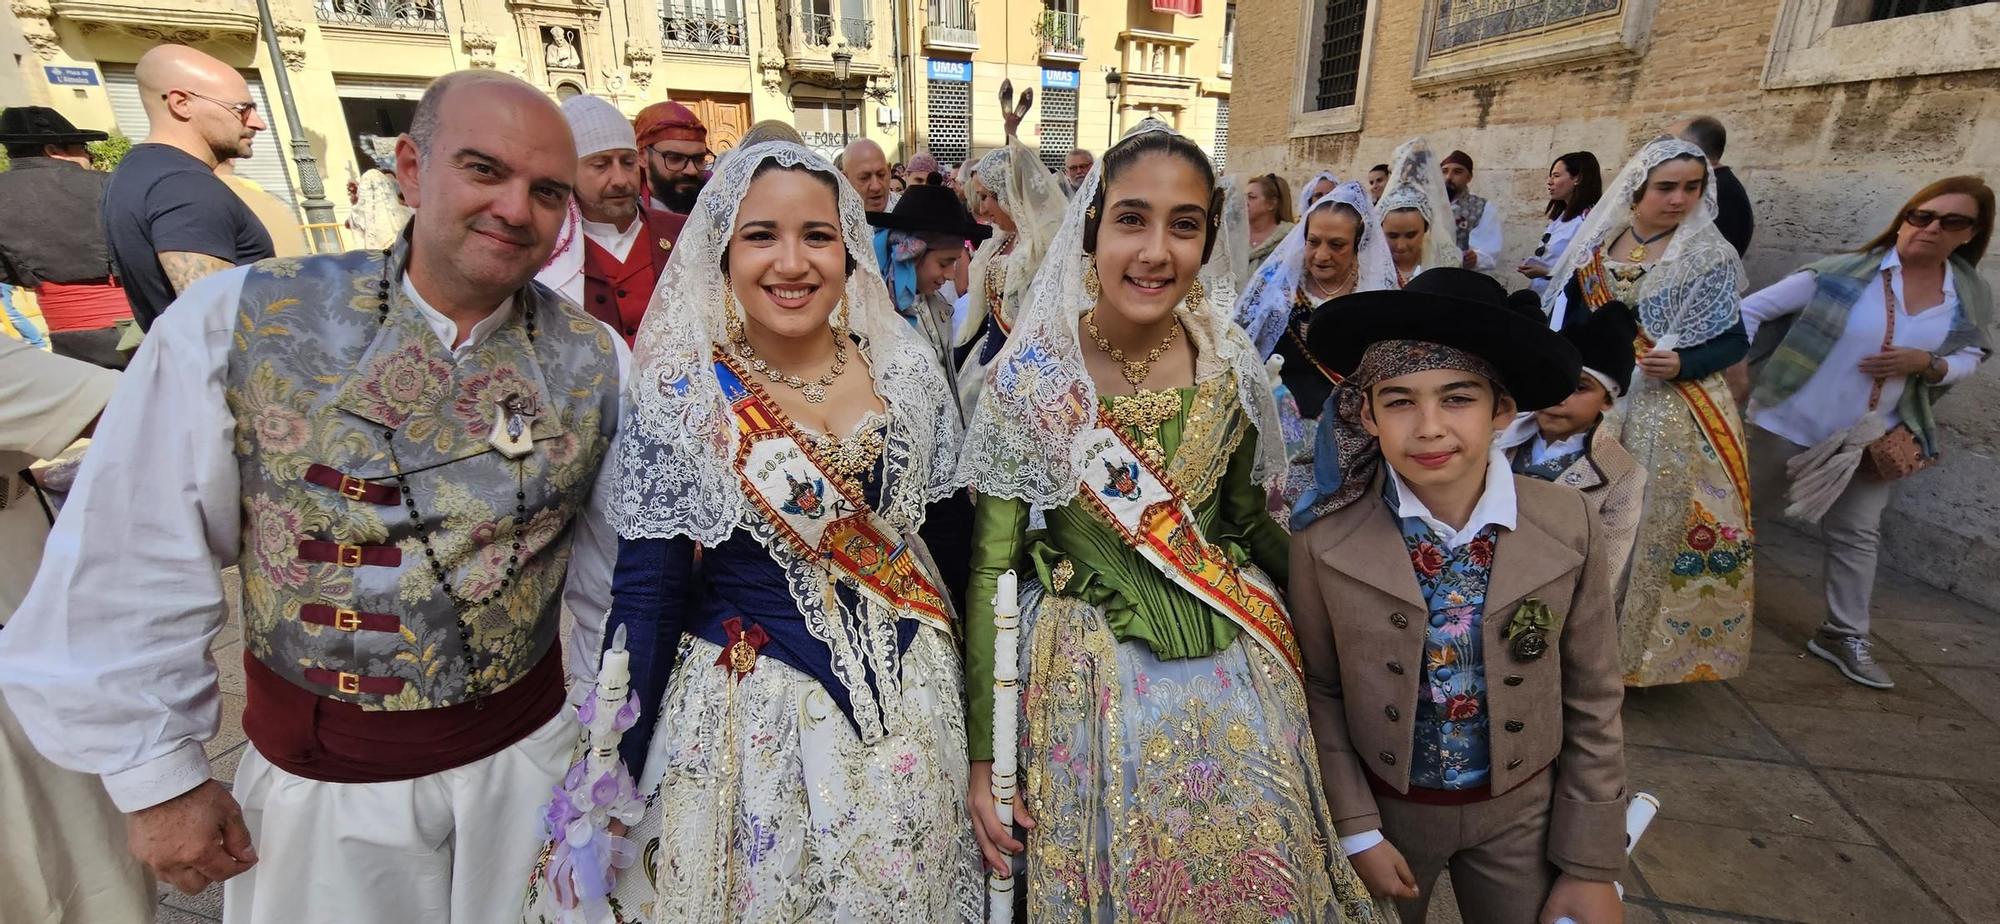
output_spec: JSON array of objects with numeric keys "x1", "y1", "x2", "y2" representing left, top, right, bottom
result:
[
  {"x1": 222, "y1": 712, "x2": 575, "y2": 924},
  {"x1": 0, "y1": 691, "x2": 154, "y2": 924}
]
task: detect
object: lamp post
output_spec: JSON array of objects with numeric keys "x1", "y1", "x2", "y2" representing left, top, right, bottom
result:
[
  {"x1": 832, "y1": 47, "x2": 855, "y2": 145},
  {"x1": 254, "y1": 0, "x2": 338, "y2": 253},
  {"x1": 1103, "y1": 68, "x2": 1121, "y2": 148}
]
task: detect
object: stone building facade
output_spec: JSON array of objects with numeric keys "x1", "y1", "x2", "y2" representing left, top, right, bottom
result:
[{"x1": 1229, "y1": 0, "x2": 2000, "y2": 603}]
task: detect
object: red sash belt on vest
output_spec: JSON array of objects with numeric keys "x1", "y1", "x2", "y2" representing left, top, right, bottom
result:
[
  {"x1": 1366, "y1": 762, "x2": 1548, "y2": 807},
  {"x1": 241, "y1": 642, "x2": 565, "y2": 783},
  {"x1": 297, "y1": 540, "x2": 402, "y2": 567},
  {"x1": 302, "y1": 463, "x2": 401, "y2": 506},
  {"x1": 298, "y1": 602, "x2": 401, "y2": 633}
]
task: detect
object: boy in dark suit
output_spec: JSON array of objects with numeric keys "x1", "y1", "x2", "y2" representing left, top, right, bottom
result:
[{"x1": 1290, "y1": 269, "x2": 1628, "y2": 924}]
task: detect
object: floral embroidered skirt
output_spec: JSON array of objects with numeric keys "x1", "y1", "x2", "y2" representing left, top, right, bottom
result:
[
  {"x1": 1615, "y1": 372, "x2": 1756, "y2": 686},
  {"x1": 1013, "y1": 587, "x2": 1388, "y2": 924},
  {"x1": 522, "y1": 630, "x2": 981, "y2": 924}
]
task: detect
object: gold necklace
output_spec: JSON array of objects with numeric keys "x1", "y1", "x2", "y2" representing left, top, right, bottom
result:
[
  {"x1": 1084, "y1": 309, "x2": 1182, "y2": 388},
  {"x1": 1625, "y1": 224, "x2": 1676, "y2": 262},
  {"x1": 732, "y1": 330, "x2": 847, "y2": 403},
  {"x1": 1303, "y1": 262, "x2": 1359, "y2": 302}
]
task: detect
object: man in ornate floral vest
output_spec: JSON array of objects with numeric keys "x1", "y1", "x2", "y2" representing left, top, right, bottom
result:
[
  {"x1": 0, "y1": 71, "x2": 626, "y2": 922},
  {"x1": 1443, "y1": 149, "x2": 1503, "y2": 277}
]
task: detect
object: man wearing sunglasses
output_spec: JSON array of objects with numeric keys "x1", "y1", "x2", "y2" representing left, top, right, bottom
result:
[
  {"x1": 633, "y1": 100, "x2": 711, "y2": 220},
  {"x1": 102, "y1": 45, "x2": 275, "y2": 331}
]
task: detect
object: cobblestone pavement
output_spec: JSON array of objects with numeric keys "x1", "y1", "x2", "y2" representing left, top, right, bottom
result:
[{"x1": 158, "y1": 522, "x2": 2000, "y2": 923}]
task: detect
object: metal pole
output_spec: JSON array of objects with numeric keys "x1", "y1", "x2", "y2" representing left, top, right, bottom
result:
[
  {"x1": 255, "y1": 0, "x2": 340, "y2": 253},
  {"x1": 840, "y1": 82, "x2": 850, "y2": 145}
]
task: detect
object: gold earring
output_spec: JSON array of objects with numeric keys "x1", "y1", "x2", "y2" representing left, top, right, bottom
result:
[
  {"x1": 1186, "y1": 278, "x2": 1207, "y2": 313},
  {"x1": 723, "y1": 285, "x2": 745, "y2": 343},
  {"x1": 1083, "y1": 262, "x2": 1101, "y2": 300},
  {"x1": 1085, "y1": 204, "x2": 1098, "y2": 221},
  {"x1": 834, "y1": 293, "x2": 851, "y2": 337}
]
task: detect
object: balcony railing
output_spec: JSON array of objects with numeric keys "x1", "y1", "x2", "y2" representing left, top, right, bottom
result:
[
  {"x1": 926, "y1": 0, "x2": 977, "y2": 49},
  {"x1": 800, "y1": 11, "x2": 874, "y2": 48},
  {"x1": 663, "y1": 7, "x2": 748, "y2": 53},
  {"x1": 315, "y1": 0, "x2": 447, "y2": 32},
  {"x1": 1035, "y1": 9, "x2": 1083, "y2": 58}
]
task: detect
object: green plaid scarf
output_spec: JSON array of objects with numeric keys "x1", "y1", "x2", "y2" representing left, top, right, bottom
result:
[{"x1": 1752, "y1": 250, "x2": 1993, "y2": 456}]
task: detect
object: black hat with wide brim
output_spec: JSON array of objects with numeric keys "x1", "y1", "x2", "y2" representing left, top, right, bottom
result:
[
  {"x1": 1306, "y1": 267, "x2": 1582, "y2": 411},
  {"x1": 0, "y1": 106, "x2": 108, "y2": 145},
  {"x1": 866, "y1": 184, "x2": 992, "y2": 243}
]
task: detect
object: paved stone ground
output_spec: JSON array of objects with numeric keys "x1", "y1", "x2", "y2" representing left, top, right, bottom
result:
[{"x1": 158, "y1": 522, "x2": 2000, "y2": 923}]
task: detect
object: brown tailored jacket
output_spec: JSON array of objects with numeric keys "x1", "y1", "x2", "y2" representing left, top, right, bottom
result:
[{"x1": 1290, "y1": 472, "x2": 1628, "y2": 881}]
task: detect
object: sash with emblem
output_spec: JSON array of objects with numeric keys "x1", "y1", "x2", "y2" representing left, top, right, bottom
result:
[
  {"x1": 714, "y1": 352, "x2": 954, "y2": 636},
  {"x1": 1073, "y1": 408, "x2": 1302, "y2": 677}
]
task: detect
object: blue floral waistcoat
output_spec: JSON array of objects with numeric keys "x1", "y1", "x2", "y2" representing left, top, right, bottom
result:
[
  {"x1": 1392, "y1": 490, "x2": 1500, "y2": 790},
  {"x1": 224, "y1": 246, "x2": 618, "y2": 710}
]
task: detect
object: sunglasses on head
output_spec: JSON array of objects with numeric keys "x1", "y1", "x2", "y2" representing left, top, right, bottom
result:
[{"x1": 1905, "y1": 209, "x2": 1977, "y2": 232}]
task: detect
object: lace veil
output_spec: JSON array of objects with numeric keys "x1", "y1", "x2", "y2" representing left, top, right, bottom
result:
[
  {"x1": 1236, "y1": 180, "x2": 1397, "y2": 355},
  {"x1": 1214, "y1": 175, "x2": 1253, "y2": 294},
  {"x1": 1295, "y1": 169, "x2": 1341, "y2": 217},
  {"x1": 956, "y1": 122, "x2": 1286, "y2": 510},
  {"x1": 956, "y1": 138, "x2": 1070, "y2": 346},
  {"x1": 612, "y1": 141, "x2": 961, "y2": 547},
  {"x1": 1541, "y1": 137, "x2": 1747, "y2": 344},
  {"x1": 1375, "y1": 138, "x2": 1463, "y2": 273}
]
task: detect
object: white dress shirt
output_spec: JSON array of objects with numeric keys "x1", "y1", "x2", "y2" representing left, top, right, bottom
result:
[
  {"x1": 580, "y1": 215, "x2": 642, "y2": 263},
  {"x1": 1526, "y1": 211, "x2": 1588, "y2": 295},
  {"x1": 1742, "y1": 249, "x2": 1979, "y2": 447},
  {"x1": 0, "y1": 266, "x2": 628, "y2": 812},
  {"x1": 1340, "y1": 445, "x2": 1518, "y2": 858},
  {"x1": 1462, "y1": 200, "x2": 1503, "y2": 274},
  {"x1": 1527, "y1": 431, "x2": 1589, "y2": 466}
]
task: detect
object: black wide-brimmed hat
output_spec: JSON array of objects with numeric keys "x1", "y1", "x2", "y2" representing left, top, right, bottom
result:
[
  {"x1": 866, "y1": 183, "x2": 992, "y2": 243},
  {"x1": 1307, "y1": 267, "x2": 1581, "y2": 411},
  {"x1": 0, "y1": 106, "x2": 108, "y2": 145},
  {"x1": 1560, "y1": 297, "x2": 1638, "y2": 396}
]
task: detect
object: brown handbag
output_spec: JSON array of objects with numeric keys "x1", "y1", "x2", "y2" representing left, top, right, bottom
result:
[{"x1": 1857, "y1": 271, "x2": 1937, "y2": 481}]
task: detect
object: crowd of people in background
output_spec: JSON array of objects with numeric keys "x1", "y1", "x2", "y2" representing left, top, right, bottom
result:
[{"x1": 0, "y1": 45, "x2": 1993, "y2": 924}]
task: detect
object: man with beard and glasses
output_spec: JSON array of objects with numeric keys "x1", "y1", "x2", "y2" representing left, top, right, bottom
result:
[
  {"x1": 0, "y1": 69, "x2": 625, "y2": 922},
  {"x1": 541, "y1": 94, "x2": 684, "y2": 344},
  {"x1": 634, "y1": 100, "x2": 710, "y2": 223}
]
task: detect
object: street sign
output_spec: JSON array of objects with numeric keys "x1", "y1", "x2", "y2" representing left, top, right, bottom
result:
[
  {"x1": 1041, "y1": 68, "x2": 1080, "y2": 90},
  {"x1": 926, "y1": 59, "x2": 972, "y2": 83},
  {"x1": 44, "y1": 66, "x2": 100, "y2": 87}
]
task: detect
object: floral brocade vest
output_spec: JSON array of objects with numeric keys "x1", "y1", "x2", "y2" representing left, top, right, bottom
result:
[
  {"x1": 224, "y1": 249, "x2": 618, "y2": 710},
  {"x1": 1452, "y1": 191, "x2": 1487, "y2": 254}
]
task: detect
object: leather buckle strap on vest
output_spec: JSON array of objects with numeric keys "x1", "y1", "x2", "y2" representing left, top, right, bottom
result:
[
  {"x1": 299, "y1": 603, "x2": 401, "y2": 633},
  {"x1": 303, "y1": 464, "x2": 400, "y2": 506},
  {"x1": 297, "y1": 540, "x2": 402, "y2": 568},
  {"x1": 302, "y1": 667, "x2": 406, "y2": 696}
]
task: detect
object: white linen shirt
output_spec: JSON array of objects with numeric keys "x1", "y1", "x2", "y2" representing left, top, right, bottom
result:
[
  {"x1": 0, "y1": 265, "x2": 628, "y2": 813},
  {"x1": 580, "y1": 215, "x2": 642, "y2": 263},
  {"x1": 1742, "y1": 249, "x2": 1979, "y2": 447},
  {"x1": 1463, "y1": 200, "x2": 1503, "y2": 274},
  {"x1": 1526, "y1": 211, "x2": 1588, "y2": 296}
]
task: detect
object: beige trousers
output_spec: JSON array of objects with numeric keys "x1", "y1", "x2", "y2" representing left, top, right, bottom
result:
[
  {"x1": 1376, "y1": 770, "x2": 1557, "y2": 924},
  {"x1": 0, "y1": 691, "x2": 154, "y2": 924},
  {"x1": 1749, "y1": 427, "x2": 1898, "y2": 639}
]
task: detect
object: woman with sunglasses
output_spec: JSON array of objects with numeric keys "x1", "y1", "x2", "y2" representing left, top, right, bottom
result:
[
  {"x1": 1519, "y1": 152, "x2": 1602, "y2": 295},
  {"x1": 1740, "y1": 176, "x2": 1994, "y2": 690}
]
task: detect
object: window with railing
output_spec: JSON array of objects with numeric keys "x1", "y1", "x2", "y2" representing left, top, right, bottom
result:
[
  {"x1": 315, "y1": 0, "x2": 447, "y2": 32},
  {"x1": 663, "y1": 0, "x2": 747, "y2": 53},
  {"x1": 1222, "y1": 3, "x2": 1237, "y2": 69},
  {"x1": 1311, "y1": 0, "x2": 1367, "y2": 110},
  {"x1": 928, "y1": 0, "x2": 978, "y2": 46},
  {"x1": 800, "y1": 0, "x2": 875, "y2": 48},
  {"x1": 1037, "y1": 2, "x2": 1083, "y2": 55},
  {"x1": 1428, "y1": 0, "x2": 1619, "y2": 54}
]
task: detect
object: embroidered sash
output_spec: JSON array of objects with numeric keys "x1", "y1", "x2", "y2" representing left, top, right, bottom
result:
[
  {"x1": 1286, "y1": 290, "x2": 1345, "y2": 386},
  {"x1": 714, "y1": 353, "x2": 954, "y2": 636},
  {"x1": 1636, "y1": 337, "x2": 1752, "y2": 507},
  {"x1": 1074, "y1": 410, "x2": 1302, "y2": 677}
]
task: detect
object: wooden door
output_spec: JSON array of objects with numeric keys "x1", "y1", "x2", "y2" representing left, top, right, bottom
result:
[{"x1": 671, "y1": 93, "x2": 753, "y2": 153}]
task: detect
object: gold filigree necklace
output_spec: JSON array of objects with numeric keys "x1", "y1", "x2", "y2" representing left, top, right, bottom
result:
[
  {"x1": 1084, "y1": 309, "x2": 1183, "y2": 388},
  {"x1": 731, "y1": 330, "x2": 847, "y2": 403},
  {"x1": 1625, "y1": 224, "x2": 1676, "y2": 262}
]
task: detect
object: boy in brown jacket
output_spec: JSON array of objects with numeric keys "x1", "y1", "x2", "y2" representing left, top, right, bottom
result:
[{"x1": 1290, "y1": 269, "x2": 1628, "y2": 924}]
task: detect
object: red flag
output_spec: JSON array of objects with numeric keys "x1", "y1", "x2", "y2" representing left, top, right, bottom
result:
[{"x1": 1152, "y1": 0, "x2": 1201, "y2": 14}]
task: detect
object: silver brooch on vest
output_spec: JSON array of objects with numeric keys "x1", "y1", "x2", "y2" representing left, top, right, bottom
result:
[{"x1": 490, "y1": 392, "x2": 539, "y2": 459}]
